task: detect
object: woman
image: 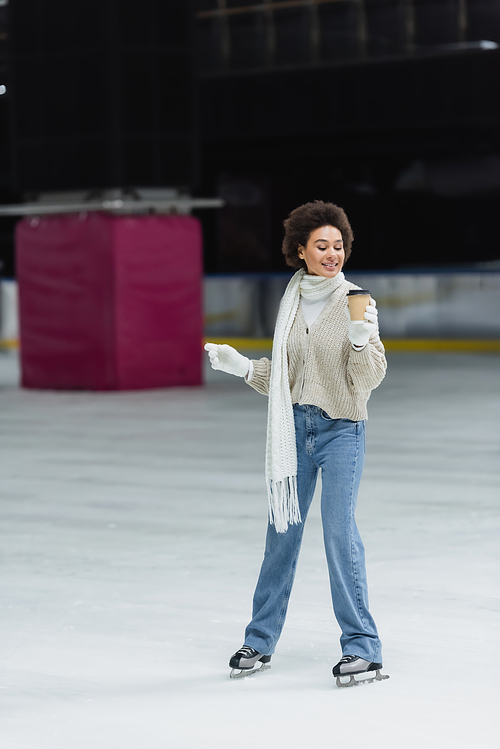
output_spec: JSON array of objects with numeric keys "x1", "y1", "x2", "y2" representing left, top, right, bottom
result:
[{"x1": 205, "y1": 201, "x2": 388, "y2": 687}]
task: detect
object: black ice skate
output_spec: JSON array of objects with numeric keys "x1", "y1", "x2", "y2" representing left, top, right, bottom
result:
[
  {"x1": 229, "y1": 646, "x2": 272, "y2": 679},
  {"x1": 333, "y1": 655, "x2": 389, "y2": 688}
]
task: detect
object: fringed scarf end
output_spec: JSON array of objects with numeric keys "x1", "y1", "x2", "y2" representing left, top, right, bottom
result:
[{"x1": 266, "y1": 476, "x2": 301, "y2": 534}]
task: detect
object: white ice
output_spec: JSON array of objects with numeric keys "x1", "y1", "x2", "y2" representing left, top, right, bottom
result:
[{"x1": 0, "y1": 349, "x2": 499, "y2": 749}]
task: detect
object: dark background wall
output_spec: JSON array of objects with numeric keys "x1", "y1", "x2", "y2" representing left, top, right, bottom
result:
[
  {"x1": 195, "y1": 0, "x2": 500, "y2": 272},
  {"x1": 1, "y1": 0, "x2": 500, "y2": 277},
  {"x1": 8, "y1": 0, "x2": 192, "y2": 192}
]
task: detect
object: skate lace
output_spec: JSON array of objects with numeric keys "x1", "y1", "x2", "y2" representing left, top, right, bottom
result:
[
  {"x1": 339, "y1": 655, "x2": 358, "y2": 664},
  {"x1": 238, "y1": 646, "x2": 256, "y2": 657}
]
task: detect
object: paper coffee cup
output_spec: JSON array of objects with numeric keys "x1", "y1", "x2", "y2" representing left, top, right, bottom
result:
[{"x1": 347, "y1": 289, "x2": 371, "y2": 321}]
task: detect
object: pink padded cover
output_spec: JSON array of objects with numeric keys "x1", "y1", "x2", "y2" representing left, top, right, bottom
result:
[{"x1": 17, "y1": 213, "x2": 203, "y2": 390}]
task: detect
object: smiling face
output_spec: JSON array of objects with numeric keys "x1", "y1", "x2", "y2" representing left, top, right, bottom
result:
[{"x1": 298, "y1": 225, "x2": 345, "y2": 278}]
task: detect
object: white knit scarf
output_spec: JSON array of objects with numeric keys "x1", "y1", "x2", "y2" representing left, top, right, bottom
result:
[{"x1": 266, "y1": 269, "x2": 346, "y2": 532}]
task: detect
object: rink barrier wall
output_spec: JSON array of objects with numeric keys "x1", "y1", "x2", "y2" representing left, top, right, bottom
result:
[
  {"x1": 204, "y1": 337, "x2": 500, "y2": 353},
  {"x1": 0, "y1": 279, "x2": 18, "y2": 349},
  {"x1": 204, "y1": 271, "x2": 500, "y2": 341},
  {"x1": 2, "y1": 273, "x2": 500, "y2": 354}
]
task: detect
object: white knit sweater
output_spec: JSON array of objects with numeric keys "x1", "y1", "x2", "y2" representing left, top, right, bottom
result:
[{"x1": 247, "y1": 278, "x2": 387, "y2": 421}]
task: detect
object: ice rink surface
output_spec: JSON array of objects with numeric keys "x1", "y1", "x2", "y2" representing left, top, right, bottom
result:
[{"x1": 0, "y1": 350, "x2": 499, "y2": 749}]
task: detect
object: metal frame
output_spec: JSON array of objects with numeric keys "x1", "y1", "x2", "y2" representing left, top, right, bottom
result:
[
  {"x1": 0, "y1": 197, "x2": 224, "y2": 217},
  {"x1": 197, "y1": 0, "x2": 348, "y2": 19},
  {"x1": 195, "y1": 0, "x2": 475, "y2": 66}
]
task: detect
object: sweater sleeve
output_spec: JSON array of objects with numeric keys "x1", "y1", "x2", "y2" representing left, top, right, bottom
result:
[
  {"x1": 347, "y1": 333, "x2": 387, "y2": 393},
  {"x1": 246, "y1": 357, "x2": 272, "y2": 395}
]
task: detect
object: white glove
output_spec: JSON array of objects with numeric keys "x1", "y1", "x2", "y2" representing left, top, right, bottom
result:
[
  {"x1": 204, "y1": 342, "x2": 250, "y2": 378},
  {"x1": 346, "y1": 298, "x2": 378, "y2": 349}
]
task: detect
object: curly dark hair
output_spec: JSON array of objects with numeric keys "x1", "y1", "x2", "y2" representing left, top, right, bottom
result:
[{"x1": 282, "y1": 201, "x2": 354, "y2": 270}]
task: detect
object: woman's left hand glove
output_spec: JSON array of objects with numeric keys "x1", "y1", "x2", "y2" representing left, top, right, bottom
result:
[{"x1": 346, "y1": 298, "x2": 378, "y2": 349}]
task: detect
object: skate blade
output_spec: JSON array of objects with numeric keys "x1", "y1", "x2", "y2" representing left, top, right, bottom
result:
[
  {"x1": 336, "y1": 669, "x2": 389, "y2": 689},
  {"x1": 230, "y1": 663, "x2": 271, "y2": 679}
]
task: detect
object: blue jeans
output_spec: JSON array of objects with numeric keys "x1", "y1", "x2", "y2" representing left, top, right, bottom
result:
[{"x1": 244, "y1": 404, "x2": 381, "y2": 662}]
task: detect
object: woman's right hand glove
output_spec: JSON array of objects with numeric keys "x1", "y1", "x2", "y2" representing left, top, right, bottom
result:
[{"x1": 204, "y1": 343, "x2": 250, "y2": 378}]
